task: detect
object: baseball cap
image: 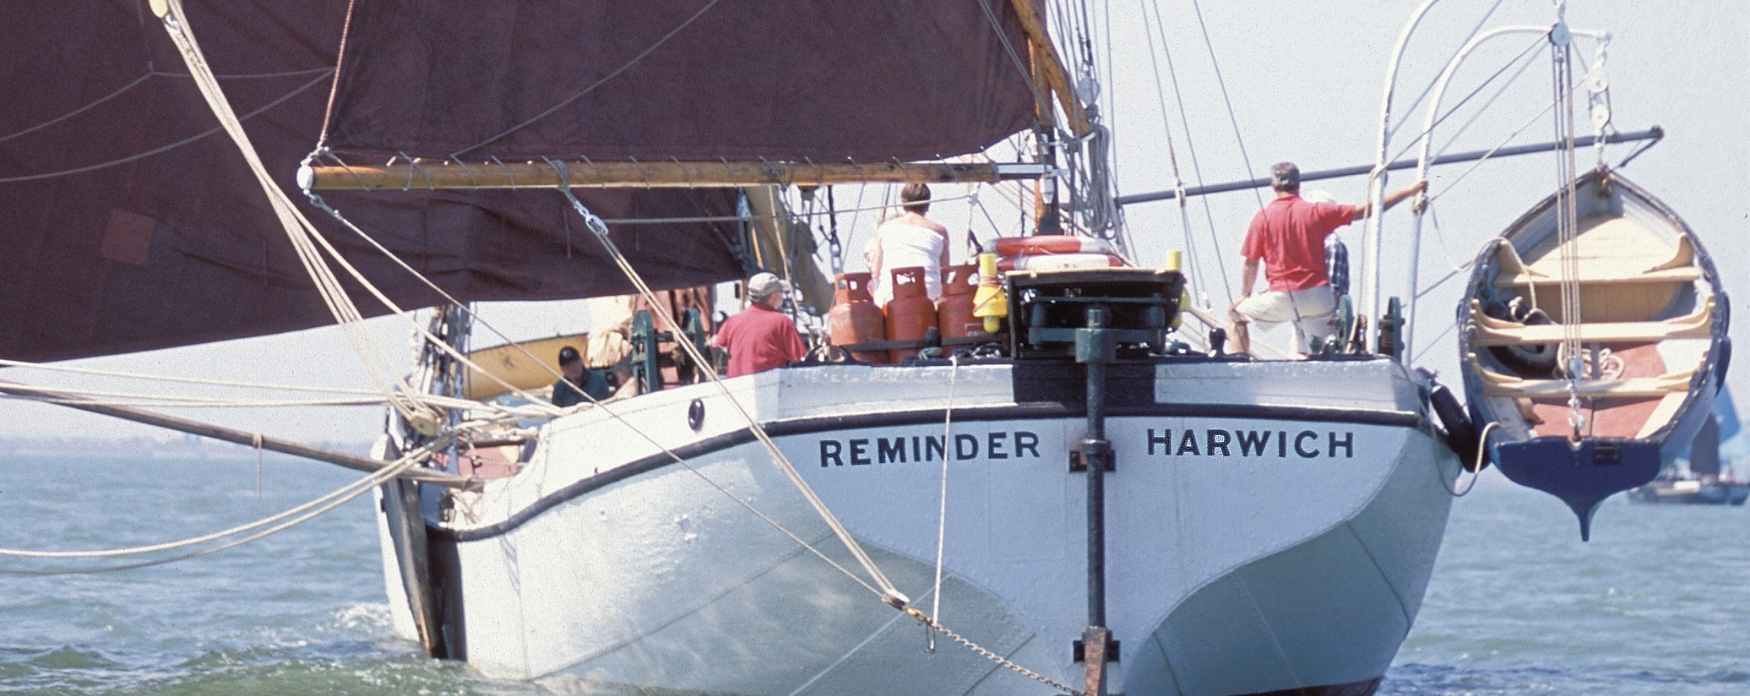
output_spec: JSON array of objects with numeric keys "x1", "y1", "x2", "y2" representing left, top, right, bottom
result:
[
  {"x1": 747, "y1": 272, "x2": 788, "y2": 299},
  {"x1": 558, "y1": 346, "x2": 581, "y2": 363}
]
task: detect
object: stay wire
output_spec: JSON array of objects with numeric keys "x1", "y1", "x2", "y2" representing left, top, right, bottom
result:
[
  {"x1": 977, "y1": 0, "x2": 1054, "y2": 130},
  {"x1": 452, "y1": 0, "x2": 723, "y2": 157},
  {"x1": 1147, "y1": 0, "x2": 1232, "y2": 304},
  {"x1": 156, "y1": 1, "x2": 433, "y2": 427},
  {"x1": 1188, "y1": 0, "x2": 1263, "y2": 210},
  {"x1": 1429, "y1": 42, "x2": 1544, "y2": 162},
  {"x1": 0, "y1": 72, "x2": 332, "y2": 185},
  {"x1": 1386, "y1": 0, "x2": 1509, "y2": 141},
  {"x1": 1137, "y1": 0, "x2": 1208, "y2": 305},
  {"x1": 550, "y1": 166, "x2": 903, "y2": 601}
]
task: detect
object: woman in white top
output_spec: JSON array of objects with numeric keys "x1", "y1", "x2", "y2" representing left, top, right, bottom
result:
[{"x1": 867, "y1": 183, "x2": 950, "y2": 307}]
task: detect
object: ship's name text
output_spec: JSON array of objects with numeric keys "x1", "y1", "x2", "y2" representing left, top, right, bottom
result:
[
  {"x1": 1146, "y1": 428, "x2": 1355, "y2": 459},
  {"x1": 820, "y1": 431, "x2": 1041, "y2": 467}
]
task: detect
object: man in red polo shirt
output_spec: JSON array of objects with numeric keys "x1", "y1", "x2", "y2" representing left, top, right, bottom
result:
[
  {"x1": 1230, "y1": 162, "x2": 1425, "y2": 355},
  {"x1": 712, "y1": 272, "x2": 808, "y2": 377}
]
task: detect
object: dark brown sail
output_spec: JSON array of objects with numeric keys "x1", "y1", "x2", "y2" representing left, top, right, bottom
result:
[
  {"x1": 319, "y1": 0, "x2": 1037, "y2": 163},
  {"x1": 0, "y1": 2, "x2": 1037, "y2": 363}
]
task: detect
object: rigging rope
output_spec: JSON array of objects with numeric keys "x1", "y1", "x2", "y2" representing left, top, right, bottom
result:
[
  {"x1": 0, "y1": 357, "x2": 380, "y2": 395},
  {"x1": 976, "y1": 0, "x2": 1055, "y2": 134},
  {"x1": 1549, "y1": 29, "x2": 1587, "y2": 438},
  {"x1": 929, "y1": 356, "x2": 960, "y2": 652},
  {"x1": 1429, "y1": 44, "x2": 1544, "y2": 163},
  {"x1": 1439, "y1": 422, "x2": 1496, "y2": 497},
  {"x1": 0, "y1": 73, "x2": 154, "y2": 145},
  {"x1": 314, "y1": 0, "x2": 358, "y2": 149},
  {"x1": 452, "y1": 0, "x2": 723, "y2": 158},
  {"x1": 550, "y1": 166, "x2": 905, "y2": 605},
  {"x1": 1138, "y1": 0, "x2": 1209, "y2": 306},
  {"x1": 1144, "y1": 0, "x2": 1233, "y2": 304},
  {"x1": 0, "y1": 439, "x2": 443, "y2": 574},
  {"x1": 1188, "y1": 0, "x2": 1262, "y2": 211},
  {"x1": 156, "y1": 0, "x2": 441, "y2": 430},
  {"x1": 0, "y1": 71, "x2": 332, "y2": 185},
  {"x1": 1386, "y1": 0, "x2": 1510, "y2": 142}
]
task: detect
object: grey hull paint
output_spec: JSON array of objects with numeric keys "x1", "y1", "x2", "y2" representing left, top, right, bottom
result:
[{"x1": 1129, "y1": 429, "x2": 1452, "y2": 696}]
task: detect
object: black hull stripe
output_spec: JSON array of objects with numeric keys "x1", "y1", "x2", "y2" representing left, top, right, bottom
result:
[
  {"x1": 1242, "y1": 676, "x2": 1382, "y2": 696},
  {"x1": 433, "y1": 402, "x2": 1424, "y2": 542}
]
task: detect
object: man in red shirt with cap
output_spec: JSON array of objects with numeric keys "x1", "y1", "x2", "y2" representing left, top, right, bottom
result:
[
  {"x1": 712, "y1": 272, "x2": 808, "y2": 377},
  {"x1": 1230, "y1": 162, "x2": 1425, "y2": 355}
]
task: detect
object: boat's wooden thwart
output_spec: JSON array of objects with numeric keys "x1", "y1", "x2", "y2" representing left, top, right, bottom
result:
[{"x1": 1457, "y1": 169, "x2": 1730, "y2": 539}]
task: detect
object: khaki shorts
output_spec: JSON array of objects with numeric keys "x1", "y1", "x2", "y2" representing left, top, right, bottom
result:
[{"x1": 1234, "y1": 286, "x2": 1337, "y2": 352}]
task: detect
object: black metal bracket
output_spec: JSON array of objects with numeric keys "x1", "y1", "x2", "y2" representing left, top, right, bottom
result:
[
  {"x1": 1069, "y1": 439, "x2": 1114, "y2": 472},
  {"x1": 1072, "y1": 638, "x2": 1121, "y2": 663}
]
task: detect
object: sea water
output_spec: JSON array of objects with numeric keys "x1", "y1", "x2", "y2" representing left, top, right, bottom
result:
[{"x1": 2, "y1": 454, "x2": 1747, "y2": 695}]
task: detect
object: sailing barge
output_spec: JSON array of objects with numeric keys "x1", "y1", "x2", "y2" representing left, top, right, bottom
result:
[{"x1": 0, "y1": 2, "x2": 1483, "y2": 695}]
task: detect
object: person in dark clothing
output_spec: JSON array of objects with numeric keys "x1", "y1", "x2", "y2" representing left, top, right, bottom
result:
[{"x1": 551, "y1": 345, "x2": 612, "y2": 408}]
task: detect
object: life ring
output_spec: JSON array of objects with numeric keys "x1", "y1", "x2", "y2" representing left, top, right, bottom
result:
[
  {"x1": 998, "y1": 252, "x2": 1127, "y2": 272},
  {"x1": 993, "y1": 236, "x2": 1116, "y2": 256},
  {"x1": 1429, "y1": 382, "x2": 1485, "y2": 472}
]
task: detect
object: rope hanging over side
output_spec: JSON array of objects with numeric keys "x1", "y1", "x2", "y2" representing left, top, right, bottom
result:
[
  {"x1": 928, "y1": 356, "x2": 960, "y2": 653},
  {"x1": 0, "y1": 438, "x2": 451, "y2": 575},
  {"x1": 549, "y1": 160, "x2": 905, "y2": 607},
  {"x1": 1548, "y1": 23, "x2": 1587, "y2": 438},
  {"x1": 154, "y1": 0, "x2": 442, "y2": 430}
]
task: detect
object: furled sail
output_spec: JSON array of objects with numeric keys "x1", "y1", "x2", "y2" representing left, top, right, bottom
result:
[{"x1": 0, "y1": 2, "x2": 1037, "y2": 363}]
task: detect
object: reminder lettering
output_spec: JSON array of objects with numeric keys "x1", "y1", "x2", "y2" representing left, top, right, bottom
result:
[{"x1": 819, "y1": 431, "x2": 1042, "y2": 467}]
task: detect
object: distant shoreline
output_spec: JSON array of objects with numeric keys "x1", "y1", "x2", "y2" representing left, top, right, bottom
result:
[{"x1": 0, "y1": 436, "x2": 374, "y2": 461}]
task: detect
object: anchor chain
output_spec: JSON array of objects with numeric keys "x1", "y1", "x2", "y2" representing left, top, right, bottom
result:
[{"x1": 903, "y1": 607, "x2": 1083, "y2": 696}]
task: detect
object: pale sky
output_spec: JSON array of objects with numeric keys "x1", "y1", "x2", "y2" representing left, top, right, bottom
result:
[{"x1": 2, "y1": 0, "x2": 1743, "y2": 454}]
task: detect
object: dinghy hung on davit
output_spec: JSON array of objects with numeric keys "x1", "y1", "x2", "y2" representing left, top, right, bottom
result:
[{"x1": 1458, "y1": 169, "x2": 1730, "y2": 538}]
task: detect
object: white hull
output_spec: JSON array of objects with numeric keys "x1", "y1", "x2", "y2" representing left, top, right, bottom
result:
[{"x1": 378, "y1": 359, "x2": 1460, "y2": 696}]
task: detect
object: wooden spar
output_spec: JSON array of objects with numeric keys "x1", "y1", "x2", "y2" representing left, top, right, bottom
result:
[
  {"x1": 1007, "y1": 0, "x2": 1092, "y2": 137},
  {"x1": 0, "y1": 380, "x2": 476, "y2": 489},
  {"x1": 301, "y1": 159, "x2": 1050, "y2": 192}
]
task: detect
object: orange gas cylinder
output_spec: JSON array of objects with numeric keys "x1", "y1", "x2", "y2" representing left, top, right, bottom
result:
[
  {"x1": 828, "y1": 272, "x2": 887, "y2": 364},
  {"x1": 937, "y1": 264, "x2": 982, "y2": 341},
  {"x1": 884, "y1": 266, "x2": 936, "y2": 363}
]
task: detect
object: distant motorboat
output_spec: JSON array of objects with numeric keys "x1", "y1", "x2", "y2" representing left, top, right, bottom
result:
[
  {"x1": 1630, "y1": 390, "x2": 1747, "y2": 505},
  {"x1": 1458, "y1": 169, "x2": 1731, "y2": 537},
  {"x1": 1627, "y1": 478, "x2": 1749, "y2": 506}
]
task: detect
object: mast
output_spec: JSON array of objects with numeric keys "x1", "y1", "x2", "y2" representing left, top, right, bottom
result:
[
  {"x1": 1007, "y1": 2, "x2": 1111, "y2": 691},
  {"x1": 1006, "y1": 0, "x2": 1093, "y2": 237}
]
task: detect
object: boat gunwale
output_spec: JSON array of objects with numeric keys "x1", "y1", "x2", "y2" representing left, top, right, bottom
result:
[
  {"x1": 434, "y1": 400, "x2": 1428, "y2": 542},
  {"x1": 1458, "y1": 169, "x2": 1728, "y2": 448}
]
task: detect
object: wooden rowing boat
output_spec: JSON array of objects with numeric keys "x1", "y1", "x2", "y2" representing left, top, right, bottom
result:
[{"x1": 1458, "y1": 168, "x2": 1730, "y2": 538}]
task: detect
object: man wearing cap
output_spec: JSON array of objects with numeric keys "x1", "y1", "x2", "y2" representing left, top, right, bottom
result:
[
  {"x1": 712, "y1": 272, "x2": 808, "y2": 377},
  {"x1": 1230, "y1": 162, "x2": 1426, "y2": 355},
  {"x1": 551, "y1": 345, "x2": 613, "y2": 408}
]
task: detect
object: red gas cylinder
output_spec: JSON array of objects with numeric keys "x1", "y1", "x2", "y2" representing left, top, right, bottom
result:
[
  {"x1": 828, "y1": 272, "x2": 887, "y2": 364},
  {"x1": 937, "y1": 264, "x2": 982, "y2": 341},
  {"x1": 884, "y1": 266, "x2": 937, "y2": 363}
]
